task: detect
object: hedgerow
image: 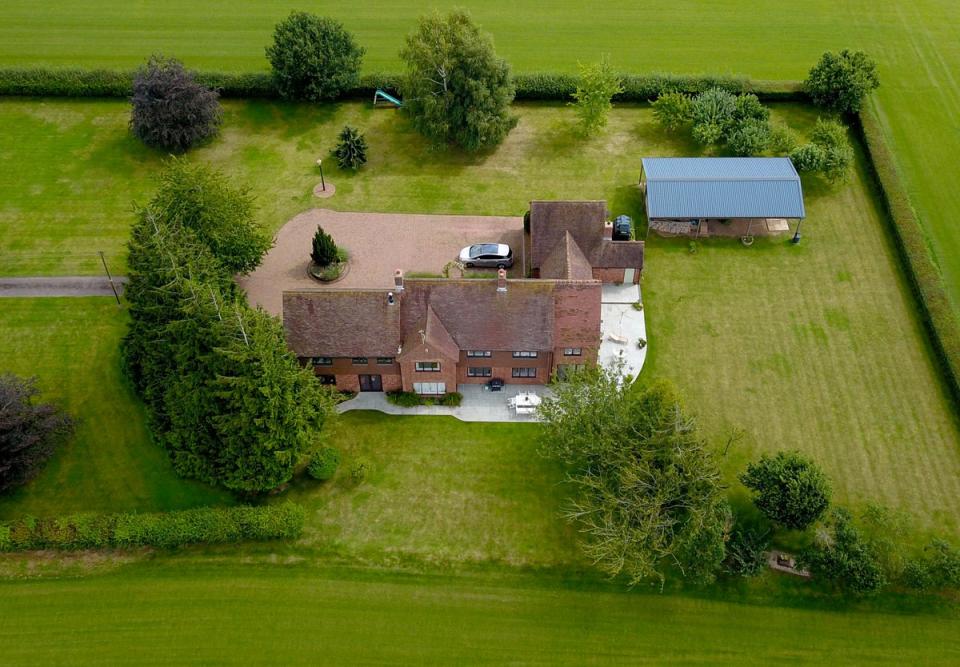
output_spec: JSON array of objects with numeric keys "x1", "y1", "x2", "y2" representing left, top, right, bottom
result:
[
  {"x1": 853, "y1": 109, "x2": 960, "y2": 404},
  {"x1": 0, "y1": 503, "x2": 305, "y2": 552},
  {"x1": 0, "y1": 68, "x2": 802, "y2": 102}
]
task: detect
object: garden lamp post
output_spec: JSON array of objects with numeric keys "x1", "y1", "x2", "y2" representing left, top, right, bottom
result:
[
  {"x1": 316, "y1": 158, "x2": 326, "y2": 192},
  {"x1": 792, "y1": 218, "x2": 804, "y2": 244}
]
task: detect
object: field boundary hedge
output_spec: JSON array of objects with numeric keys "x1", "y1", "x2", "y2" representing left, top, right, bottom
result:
[
  {"x1": 853, "y1": 109, "x2": 960, "y2": 404},
  {"x1": 0, "y1": 502, "x2": 305, "y2": 551},
  {"x1": 0, "y1": 67, "x2": 806, "y2": 102}
]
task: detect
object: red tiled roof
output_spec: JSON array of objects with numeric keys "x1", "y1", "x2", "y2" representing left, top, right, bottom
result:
[
  {"x1": 539, "y1": 231, "x2": 595, "y2": 280},
  {"x1": 530, "y1": 201, "x2": 644, "y2": 271},
  {"x1": 401, "y1": 279, "x2": 556, "y2": 351},
  {"x1": 282, "y1": 289, "x2": 401, "y2": 357}
]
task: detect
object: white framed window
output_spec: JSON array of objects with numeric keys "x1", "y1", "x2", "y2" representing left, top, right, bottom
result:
[
  {"x1": 376, "y1": 357, "x2": 396, "y2": 365},
  {"x1": 415, "y1": 361, "x2": 441, "y2": 372},
  {"x1": 311, "y1": 356, "x2": 333, "y2": 366},
  {"x1": 466, "y1": 350, "x2": 492, "y2": 357},
  {"x1": 563, "y1": 348, "x2": 582, "y2": 356},
  {"x1": 512, "y1": 351, "x2": 538, "y2": 358},
  {"x1": 467, "y1": 367, "x2": 492, "y2": 377},
  {"x1": 413, "y1": 382, "x2": 446, "y2": 395},
  {"x1": 512, "y1": 367, "x2": 537, "y2": 378},
  {"x1": 351, "y1": 357, "x2": 368, "y2": 365}
]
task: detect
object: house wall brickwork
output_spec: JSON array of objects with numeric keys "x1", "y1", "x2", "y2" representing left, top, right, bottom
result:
[
  {"x1": 457, "y1": 350, "x2": 553, "y2": 385},
  {"x1": 591, "y1": 267, "x2": 640, "y2": 284}
]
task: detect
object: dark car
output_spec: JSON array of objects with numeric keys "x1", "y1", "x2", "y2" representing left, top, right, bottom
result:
[
  {"x1": 612, "y1": 215, "x2": 632, "y2": 241},
  {"x1": 459, "y1": 243, "x2": 514, "y2": 269}
]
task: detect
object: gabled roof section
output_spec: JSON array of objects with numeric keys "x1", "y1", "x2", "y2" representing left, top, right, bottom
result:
[
  {"x1": 539, "y1": 231, "x2": 595, "y2": 280},
  {"x1": 282, "y1": 289, "x2": 401, "y2": 357},
  {"x1": 402, "y1": 279, "x2": 556, "y2": 351},
  {"x1": 423, "y1": 305, "x2": 461, "y2": 359},
  {"x1": 530, "y1": 201, "x2": 608, "y2": 271},
  {"x1": 641, "y1": 157, "x2": 805, "y2": 219}
]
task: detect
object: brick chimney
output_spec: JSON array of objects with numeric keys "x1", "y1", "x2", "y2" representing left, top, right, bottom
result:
[
  {"x1": 394, "y1": 268, "x2": 404, "y2": 291},
  {"x1": 497, "y1": 268, "x2": 507, "y2": 293},
  {"x1": 603, "y1": 219, "x2": 614, "y2": 240}
]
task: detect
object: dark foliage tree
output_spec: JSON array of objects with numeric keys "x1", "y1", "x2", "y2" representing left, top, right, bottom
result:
[
  {"x1": 310, "y1": 226, "x2": 338, "y2": 267},
  {"x1": 130, "y1": 55, "x2": 222, "y2": 152},
  {"x1": 334, "y1": 125, "x2": 368, "y2": 170},
  {"x1": 0, "y1": 374, "x2": 74, "y2": 493},
  {"x1": 740, "y1": 451, "x2": 831, "y2": 530},
  {"x1": 805, "y1": 50, "x2": 880, "y2": 114},
  {"x1": 266, "y1": 12, "x2": 364, "y2": 102},
  {"x1": 540, "y1": 366, "x2": 730, "y2": 586},
  {"x1": 148, "y1": 158, "x2": 271, "y2": 274},
  {"x1": 799, "y1": 508, "x2": 886, "y2": 595},
  {"x1": 123, "y1": 163, "x2": 336, "y2": 493},
  {"x1": 400, "y1": 9, "x2": 517, "y2": 151}
]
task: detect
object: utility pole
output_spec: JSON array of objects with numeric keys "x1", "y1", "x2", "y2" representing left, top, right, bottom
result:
[{"x1": 99, "y1": 250, "x2": 121, "y2": 306}]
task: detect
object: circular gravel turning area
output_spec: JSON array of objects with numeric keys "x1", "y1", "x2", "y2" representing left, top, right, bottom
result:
[{"x1": 239, "y1": 208, "x2": 524, "y2": 316}]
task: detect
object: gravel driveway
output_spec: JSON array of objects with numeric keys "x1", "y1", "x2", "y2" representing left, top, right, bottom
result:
[{"x1": 240, "y1": 208, "x2": 525, "y2": 316}]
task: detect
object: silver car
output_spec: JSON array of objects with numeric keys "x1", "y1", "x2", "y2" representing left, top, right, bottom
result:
[{"x1": 459, "y1": 243, "x2": 514, "y2": 269}]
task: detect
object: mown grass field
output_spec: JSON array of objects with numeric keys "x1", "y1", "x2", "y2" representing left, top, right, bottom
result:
[
  {"x1": 0, "y1": 0, "x2": 958, "y2": 318},
  {"x1": 1, "y1": 563, "x2": 959, "y2": 664},
  {"x1": 0, "y1": 298, "x2": 229, "y2": 520}
]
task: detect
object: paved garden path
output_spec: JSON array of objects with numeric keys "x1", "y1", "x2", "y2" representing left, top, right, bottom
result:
[{"x1": 0, "y1": 276, "x2": 127, "y2": 298}]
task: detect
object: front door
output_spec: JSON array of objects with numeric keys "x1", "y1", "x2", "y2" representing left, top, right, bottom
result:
[
  {"x1": 359, "y1": 374, "x2": 382, "y2": 392},
  {"x1": 623, "y1": 267, "x2": 636, "y2": 284}
]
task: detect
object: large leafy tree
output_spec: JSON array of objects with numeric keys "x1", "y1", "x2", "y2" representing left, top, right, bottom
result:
[
  {"x1": 539, "y1": 366, "x2": 730, "y2": 586},
  {"x1": 805, "y1": 50, "x2": 880, "y2": 114},
  {"x1": 148, "y1": 158, "x2": 271, "y2": 274},
  {"x1": 399, "y1": 9, "x2": 517, "y2": 151},
  {"x1": 266, "y1": 12, "x2": 364, "y2": 101},
  {"x1": 0, "y1": 374, "x2": 74, "y2": 493},
  {"x1": 130, "y1": 55, "x2": 222, "y2": 152},
  {"x1": 571, "y1": 56, "x2": 623, "y2": 136},
  {"x1": 740, "y1": 451, "x2": 831, "y2": 530}
]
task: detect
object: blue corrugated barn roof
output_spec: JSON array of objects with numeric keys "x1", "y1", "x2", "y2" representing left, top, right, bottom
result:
[{"x1": 641, "y1": 157, "x2": 806, "y2": 219}]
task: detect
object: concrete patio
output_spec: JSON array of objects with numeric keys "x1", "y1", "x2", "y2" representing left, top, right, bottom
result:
[
  {"x1": 337, "y1": 383, "x2": 554, "y2": 423},
  {"x1": 599, "y1": 283, "x2": 647, "y2": 379}
]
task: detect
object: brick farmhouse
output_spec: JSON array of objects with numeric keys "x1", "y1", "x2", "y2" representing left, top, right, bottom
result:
[{"x1": 283, "y1": 201, "x2": 644, "y2": 394}]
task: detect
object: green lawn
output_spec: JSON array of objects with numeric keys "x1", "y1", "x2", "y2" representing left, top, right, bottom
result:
[
  {"x1": 283, "y1": 411, "x2": 582, "y2": 568},
  {"x1": 0, "y1": 298, "x2": 229, "y2": 520},
  {"x1": 2, "y1": 100, "x2": 958, "y2": 540},
  {"x1": 0, "y1": 1, "x2": 958, "y2": 319},
  {"x1": 1, "y1": 562, "x2": 958, "y2": 664}
]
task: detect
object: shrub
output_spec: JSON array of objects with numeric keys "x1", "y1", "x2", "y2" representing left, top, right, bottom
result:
[
  {"x1": 805, "y1": 50, "x2": 879, "y2": 114},
  {"x1": 437, "y1": 392, "x2": 463, "y2": 407},
  {"x1": 651, "y1": 92, "x2": 692, "y2": 131},
  {"x1": 790, "y1": 143, "x2": 827, "y2": 172},
  {"x1": 307, "y1": 446, "x2": 341, "y2": 481},
  {"x1": 310, "y1": 226, "x2": 339, "y2": 267},
  {"x1": 386, "y1": 390, "x2": 423, "y2": 407},
  {"x1": 571, "y1": 55, "x2": 624, "y2": 136},
  {"x1": 799, "y1": 508, "x2": 886, "y2": 595},
  {"x1": 350, "y1": 457, "x2": 371, "y2": 484},
  {"x1": 690, "y1": 87, "x2": 738, "y2": 145},
  {"x1": 334, "y1": 125, "x2": 368, "y2": 170},
  {"x1": 769, "y1": 123, "x2": 800, "y2": 154},
  {"x1": 724, "y1": 523, "x2": 770, "y2": 577},
  {"x1": 903, "y1": 539, "x2": 960, "y2": 591},
  {"x1": 1, "y1": 374, "x2": 74, "y2": 494},
  {"x1": 732, "y1": 93, "x2": 770, "y2": 123},
  {"x1": 266, "y1": 12, "x2": 364, "y2": 101},
  {"x1": 130, "y1": 55, "x2": 222, "y2": 152},
  {"x1": 0, "y1": 504, "x2": 305, "y2": 552},
  {"x1": 727, "y1": 119, "x2": 771, "y2": 156},
  {"x1": 400, "y1": 9, "x2": 517, "y2": 151},
  {"x1": 740, "y1": 451, "x2": 831, "y2": 530},
  {"x1": 811, "y1": 118, "x2": 854, "y2": 183}
]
